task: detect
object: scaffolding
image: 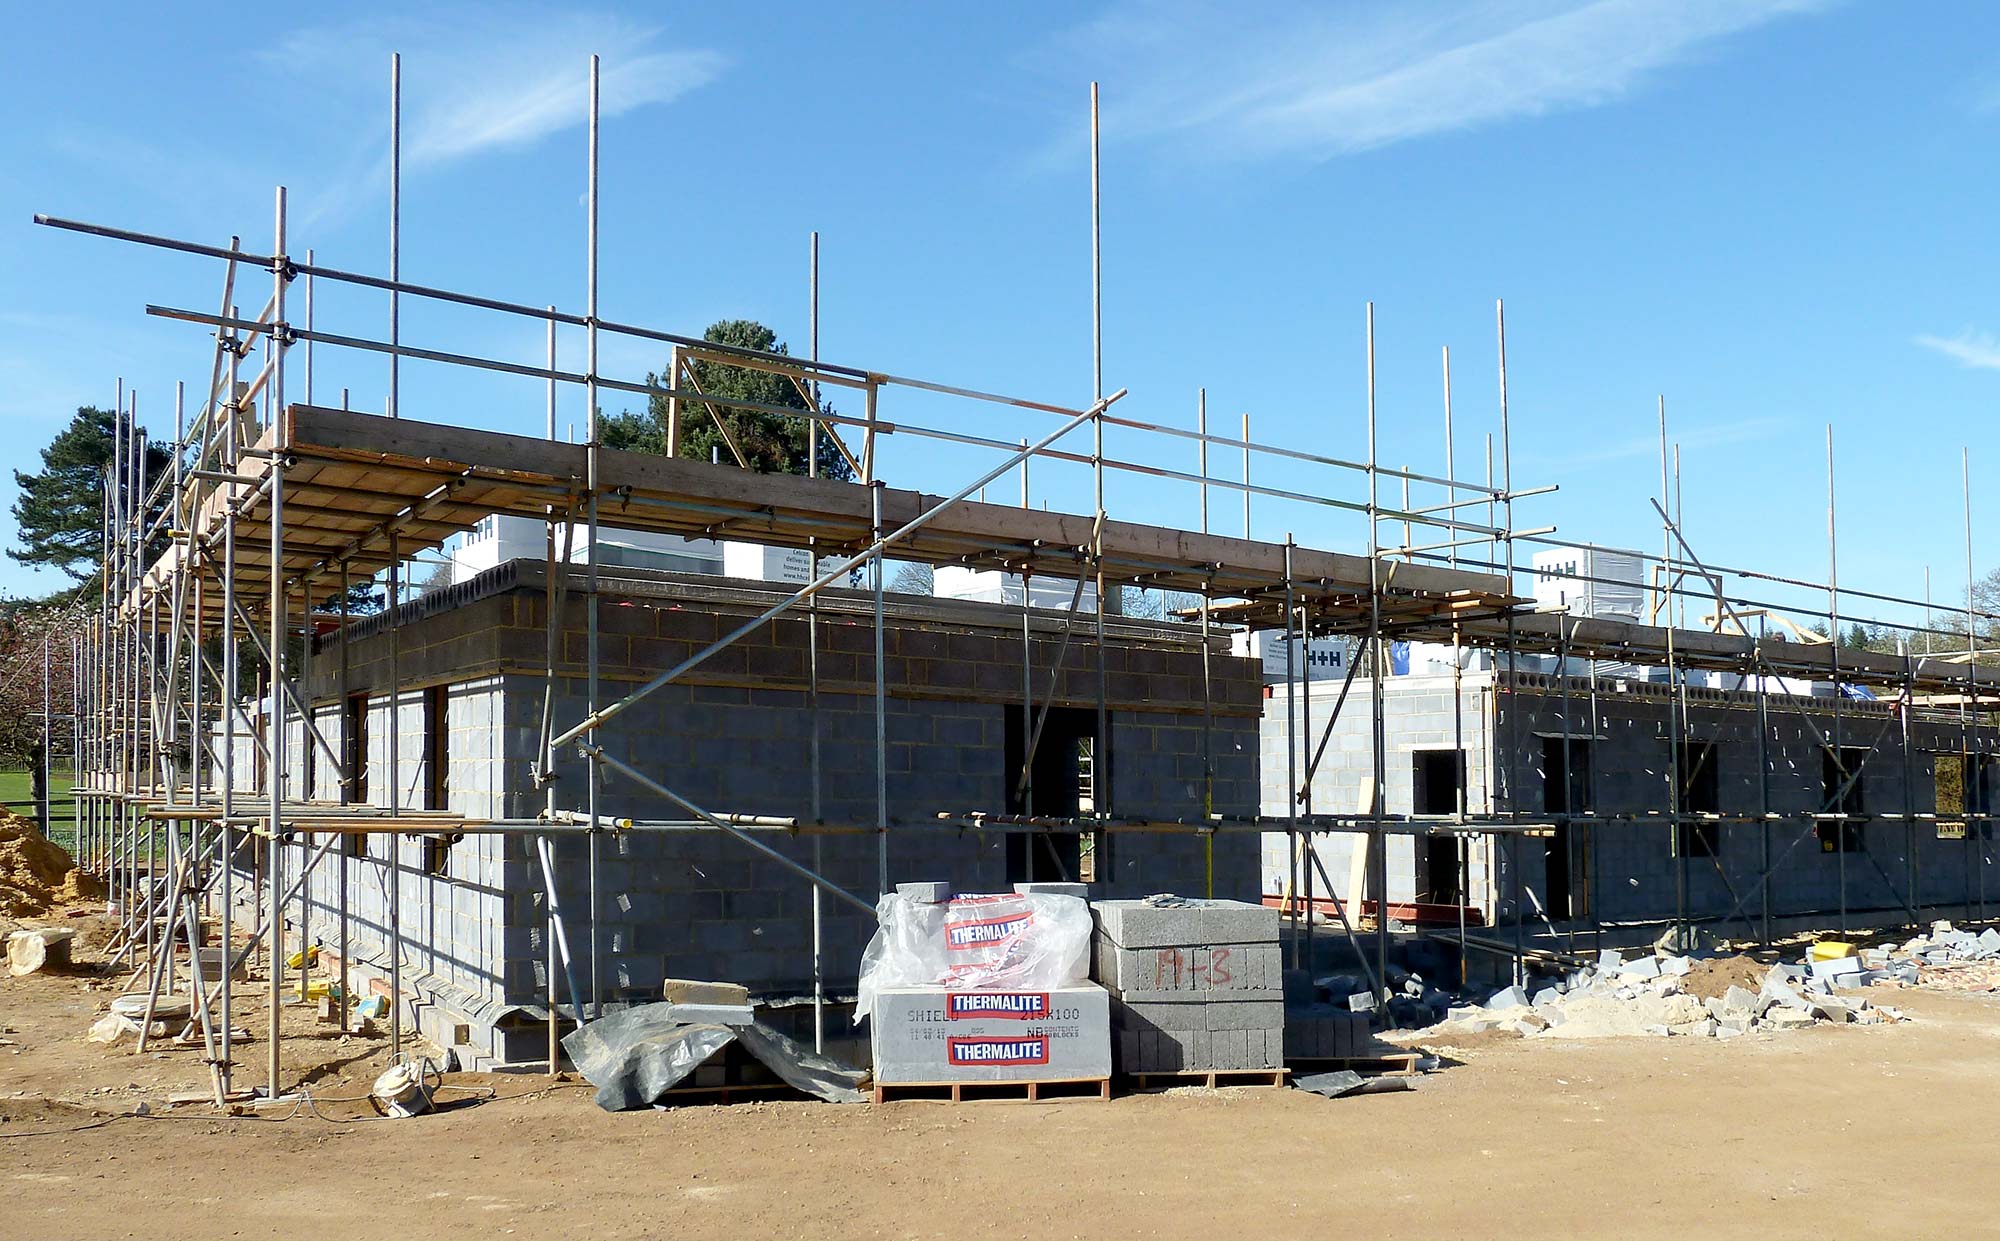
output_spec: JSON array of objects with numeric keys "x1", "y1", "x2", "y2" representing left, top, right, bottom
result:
[{"x1": 40, "y1": 56, "x2": 2000, "y2": 1104}]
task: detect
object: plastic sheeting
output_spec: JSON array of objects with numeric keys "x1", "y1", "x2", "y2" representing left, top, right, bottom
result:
[
  {"x1": 855, "y1": 891, "x2": 1092, "y2": 1025},
  {"x1": 561, "y1": 1004, "x2": 867, "y2": 1111}
]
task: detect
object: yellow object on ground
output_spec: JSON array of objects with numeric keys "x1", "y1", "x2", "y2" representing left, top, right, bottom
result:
[
  {"x1": 1811, "y1": 941, "x2": 1856, "y2": 961},
  {"x1": 286, "y1": 945, "x2": 320, "y2": 970}
]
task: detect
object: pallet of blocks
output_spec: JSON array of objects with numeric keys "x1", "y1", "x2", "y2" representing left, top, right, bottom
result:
[
  {"x1": 869, "y1": 984, "x2": 1112, "y2": 1103},
  {"x1": 1091, "y1": 897, "x2": 1284, "y2": 1079}
]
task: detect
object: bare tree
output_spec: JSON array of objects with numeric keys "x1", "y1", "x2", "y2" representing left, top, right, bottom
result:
[{"x1": 888, "y1": 562, "x2": 934, "y2": 596}]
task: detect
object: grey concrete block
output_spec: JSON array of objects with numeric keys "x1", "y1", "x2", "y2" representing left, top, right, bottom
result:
[
  {"x1": 664, "y1": 1002, "x2": 756, "y2": 1026},
  {"x1": 1096, "y1": 943, "x2": 1276, "y2": 996},
  {"x1": 1759, "y1": 976, "x2": 1811, "y2": 1013},
  {"x1": 1115, "y1": 997, "x2": 1199, "y2": 1032},
  {"x1": 1014, "y1": 882, "x2": 1089, "y2": 899},
  {"x1": 1205, "y1": 1000, "x2": 1284, "y2": 1033},
  {"x1": 1092, "y1": 899, "x2": 1203, "y2": 949},
  {"x1": 1720, "y1": 985, "x2": 1758, "y2": 1016},
  {"x1": 1111, "y1": 986, "x2": 1282, "y2": 1006},
  {"x1": 1200, "y1": 900, "x2": 1279, "y2": 944},
  {"x1": 1809, "y1": 954, "x2": 1863, "y2": 981}
]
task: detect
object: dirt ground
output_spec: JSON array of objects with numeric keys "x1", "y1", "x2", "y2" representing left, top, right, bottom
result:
[{"x1": 5, "y1": 916, "x2": 2000, "y2": 1240}]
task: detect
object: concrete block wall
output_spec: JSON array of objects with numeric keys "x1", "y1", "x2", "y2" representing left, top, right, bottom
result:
[
  {"x1": 511, "y1": 674, "x2": 1018, "y2": 999},
  {"x1": 1263, "y1": 669, "x2": 2000, "y2": 931},
  {"x1": 1493, "y1": 678, "x2": 2000, "y2": 925},
  {"x1": 511, "y1": 679, "x2": 1262, "y2": 1006},
  {"x1": 1101, "y1": 713, "x2": 1261, "y2": 899},
  {"x1": 254, "y1": 677, "x2": 524, "y2": 1058},
  {"x1": 230, "y1": 564, "x2": 1268, "y2": 1054},
  {"x1": 1258, "y1": 674, "x2": 1495, "y2": 910}
]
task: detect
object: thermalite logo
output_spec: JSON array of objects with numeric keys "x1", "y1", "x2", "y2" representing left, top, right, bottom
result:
[
  {"x1": 946, "y1": 1036, "x2": 1050, "y2": 1066},
  {"x1": 943, "y1": 912, "x2": 1033, "y2": 951},
  {"x1": 945, "y1": 992, "x2": 1051, "y2": 1020}
]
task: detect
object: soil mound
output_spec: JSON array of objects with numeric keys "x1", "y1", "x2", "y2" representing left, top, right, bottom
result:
[
  {"x1": 1680, "y1": 954, "x2": 1769, "y2": 1001},
  {"x1": 0, "y1": 810, "x2": 102, "y2": 916}
]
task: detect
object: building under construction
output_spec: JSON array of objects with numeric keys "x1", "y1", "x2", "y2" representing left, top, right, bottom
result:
[{"x1": 46, "y1": 57, "x2": 2000, "y2": 1101}]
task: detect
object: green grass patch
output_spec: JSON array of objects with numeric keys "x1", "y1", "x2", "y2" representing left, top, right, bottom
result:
[{"x1": 0, "y1": 766, "x2": 77, "y2": 854}]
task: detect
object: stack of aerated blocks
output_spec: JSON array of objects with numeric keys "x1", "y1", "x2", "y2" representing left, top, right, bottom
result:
[{"x1": 1091, "y1": 898, "x2": 1284, "y2": 1074}]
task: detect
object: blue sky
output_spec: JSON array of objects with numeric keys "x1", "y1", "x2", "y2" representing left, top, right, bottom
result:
[{"x1": 2, "y1": 2, "x2": 1995, "y2": 635}]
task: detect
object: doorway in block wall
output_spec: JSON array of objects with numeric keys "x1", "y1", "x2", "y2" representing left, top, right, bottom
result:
[
  {"x1": 1004, "y1": 704, "x2": 1095, "y2": 884},
  {"x1": 1412, "y1": 749, "x2": 1466, "y2": 907},
  {"x1": 1541, "y1": 736, "x2": 1593, "y2": 921}
]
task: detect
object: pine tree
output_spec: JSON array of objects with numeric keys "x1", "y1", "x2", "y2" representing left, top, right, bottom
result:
[
  {"x1": 601, "y1": 320, "x2": 852, "y2": 479},
  {"x1": 10, "y1": 406, "x2": 172, "y2": 583}
]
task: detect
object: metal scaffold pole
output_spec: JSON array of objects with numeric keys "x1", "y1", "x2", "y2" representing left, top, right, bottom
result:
[
  {"x1": 1367, "y1": 304, "x2": 1389, "y2": 1003},
  {"x1": 584, "y1": 54, "x2": 604, "y2": 1018},
  {"x1": 265, "y1": 184, "x2": 289, "y2": 1100},
  {"x1": 807, "y1": 229, "x2": 826, "y2": 1050},
  {"x1": 1828, "y1": 425, "x2": 1846, "y2": 935}
]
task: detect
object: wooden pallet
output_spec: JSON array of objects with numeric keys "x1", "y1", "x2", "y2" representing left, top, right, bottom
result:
[
  {"x1": 871, "y1": 1077, "x2": 1111, "y2": 1104},
  {"x1": 1285, "y1": 1052, "x2": 1422, "y2": 1078},
  {"x1": 1127, "y1": 1067, "x2": 1289, "y2": 1091}
]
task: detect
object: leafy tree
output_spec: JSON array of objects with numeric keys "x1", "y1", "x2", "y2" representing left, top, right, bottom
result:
[
  {"x1": 11, "y1": 406, "x2": 173, "y2": 584},
  {"x1": 601, "y1": 320, "x2": 852, "y2": 479}
]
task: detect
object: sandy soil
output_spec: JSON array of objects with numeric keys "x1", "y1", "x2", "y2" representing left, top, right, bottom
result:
[{"x1": 4, "y1": 921, "x2": 1999, "y2": 1240}]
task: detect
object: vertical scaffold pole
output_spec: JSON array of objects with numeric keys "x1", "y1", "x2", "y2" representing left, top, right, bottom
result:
[
  {"x1": 1660, "y1": 399, "x2": 1686, "y2": 943},
  {"x1": 1964, "y1": 449, "x2": 1983, "y2": 921},
  {"x1": 1283, "y1": 538, "x2": 1299, "y2": 968},
  {"x1": 1497, "y1": 301, "x2": 1521, "y2": 985},
  {"x1": 265, "y1": 184, "x2": 289, "y2": 1100},
  {"x1": 337, "y1": 563, "x2": 350, "y2": 1035},
  {"x1": 584, "y1": 54, "x2": 604, "y2": 1018},
  {"x1": 219, "y1": 342, "x2": 240, "y2": 1096},
  {"x1": 1197, "y1": 390, "x2": 1215, "y2": 896},
  {"x1": 1089, "y1": 81, "x2": 1112, "y2": 876},
  {"x1": 388, "y1": 54, "x2": 400, "y2": 419},
  {"x1": 1241, "y1": 414, "x2": 1252, "y2": 539},
  {"x1": 807, "y1": 231, "x2": 825, "y2": 1051},
  {"x1": 873, "y1": 480, "x2": 889, "y2": 895},
  {"x1": 388, "y1": 532, "x2": 403, "y2": 1057},
  {"x1": 1366, "y1": 303, "x2": 1389, "y2": 1002},
  {"x1": 1828, "y1": 426, "x2": 1846, "y2": 935}
]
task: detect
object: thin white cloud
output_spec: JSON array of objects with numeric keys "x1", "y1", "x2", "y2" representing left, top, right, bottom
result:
[
  {"x1": 406, "y1": 46, "x2": 726, "y2": 167},
  {"x1": 1527, "y1": 414, "x2": 1790, "y2": 469},
  {"x1": 1049, "y1": 0, "x2": 1830, "y2": 163},
  {"x1": 1915, "y1": 328, "x2": 2000, "y2": 371},
  {"x1": 268, "y1": 9, "x2": 727, "y2": 170}
]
